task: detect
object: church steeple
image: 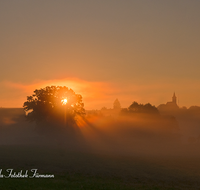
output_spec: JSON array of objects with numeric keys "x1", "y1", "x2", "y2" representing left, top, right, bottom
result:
[{"x1": 172, "y1": 92, "x2": 177, "y2": 104}]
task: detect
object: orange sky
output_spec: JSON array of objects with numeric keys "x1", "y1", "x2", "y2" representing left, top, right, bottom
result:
[
  {"x1": 0, "y1": 77, "x2": 200, "y2": 109},
  {"x1": 1, "y1": 1, "x2": 200, "y2": 109}
]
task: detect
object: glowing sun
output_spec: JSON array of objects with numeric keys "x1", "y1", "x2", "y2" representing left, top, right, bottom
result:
[{"x1": 61, "y1": 98, "x2": 68, "y2": 105}]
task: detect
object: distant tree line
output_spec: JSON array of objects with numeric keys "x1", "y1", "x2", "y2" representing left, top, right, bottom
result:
[{"x1": 121, "y1": 101, "x2": 159, "y2": 115}]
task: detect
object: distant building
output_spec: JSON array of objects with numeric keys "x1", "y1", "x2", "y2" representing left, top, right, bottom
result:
[
  {"x1": 113, "y1": 99, "x2": 121, "y2": 110},
  {"x1": 86, "y1": 99, "x2": 122, "y2": 117},
  {"x1": 166, "y1": 92, "x2": 178, "y2": 108},
  {"x1": 99, "y1": 99, "x2": 122, "y2": 116},
  {"x1": 157, "y1": 92, "x2": 179, "y2": 113}
]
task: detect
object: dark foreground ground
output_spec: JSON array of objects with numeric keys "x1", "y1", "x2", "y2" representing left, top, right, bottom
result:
[
  {"x1": 0, "y1": 144, "x2": 200, "y2": 190},
  {"x1": 0, "y1": 108, "x2": 200, "y2": 189}
]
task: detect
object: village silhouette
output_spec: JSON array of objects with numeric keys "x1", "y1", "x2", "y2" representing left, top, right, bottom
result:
[
  {"x1": 0, "y1": 91, "x2": 200, "y2": 145},
  {"x1": 0, "y1": 89, "x2": 200, "y2": 189}
]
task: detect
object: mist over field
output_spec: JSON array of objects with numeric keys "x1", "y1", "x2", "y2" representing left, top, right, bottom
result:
[
  {"x1": 0, "y1": 104, "x2": 200, "y2": 189},
  {"x1": 0, "y1": 106, "x2": 200, "y2": 155},
  {"x1": 0, "y1": 106, "x2": 200, "y2": 157}
]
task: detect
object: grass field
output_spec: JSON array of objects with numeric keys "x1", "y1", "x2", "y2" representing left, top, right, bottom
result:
[{"x1": 0, "y1": 144, "x2": 200, "y2": 190}]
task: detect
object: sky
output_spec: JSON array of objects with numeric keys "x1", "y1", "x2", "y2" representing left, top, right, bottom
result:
[{"x1": 0, "y1": 0, "x2": 200, "y2": 109}]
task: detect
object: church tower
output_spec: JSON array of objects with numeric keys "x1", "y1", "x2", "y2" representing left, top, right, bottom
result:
[{"x1": 172, "y1": 92, "x2": 177, "y2": 104}]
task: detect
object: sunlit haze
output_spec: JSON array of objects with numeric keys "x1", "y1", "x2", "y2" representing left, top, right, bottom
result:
[{"x1": 1, "y1": 1, "x2": 200, "y2": 109}]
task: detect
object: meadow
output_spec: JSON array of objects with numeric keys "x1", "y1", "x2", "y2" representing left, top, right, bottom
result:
[
  {"x1": 0, "y1": 142, "x2": 200, "y2": 190},
  {"x1": 0, "y1": 109, "x2": 200, "y2": 189}
]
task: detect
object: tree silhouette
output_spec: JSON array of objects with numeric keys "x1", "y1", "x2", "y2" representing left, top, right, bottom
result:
[
  {"x1": 23, "y1": 86, "x2": 85, "y2": 127},
  {"x1": 121, "y1": 101, "x2": 159, "y2": 115}
]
